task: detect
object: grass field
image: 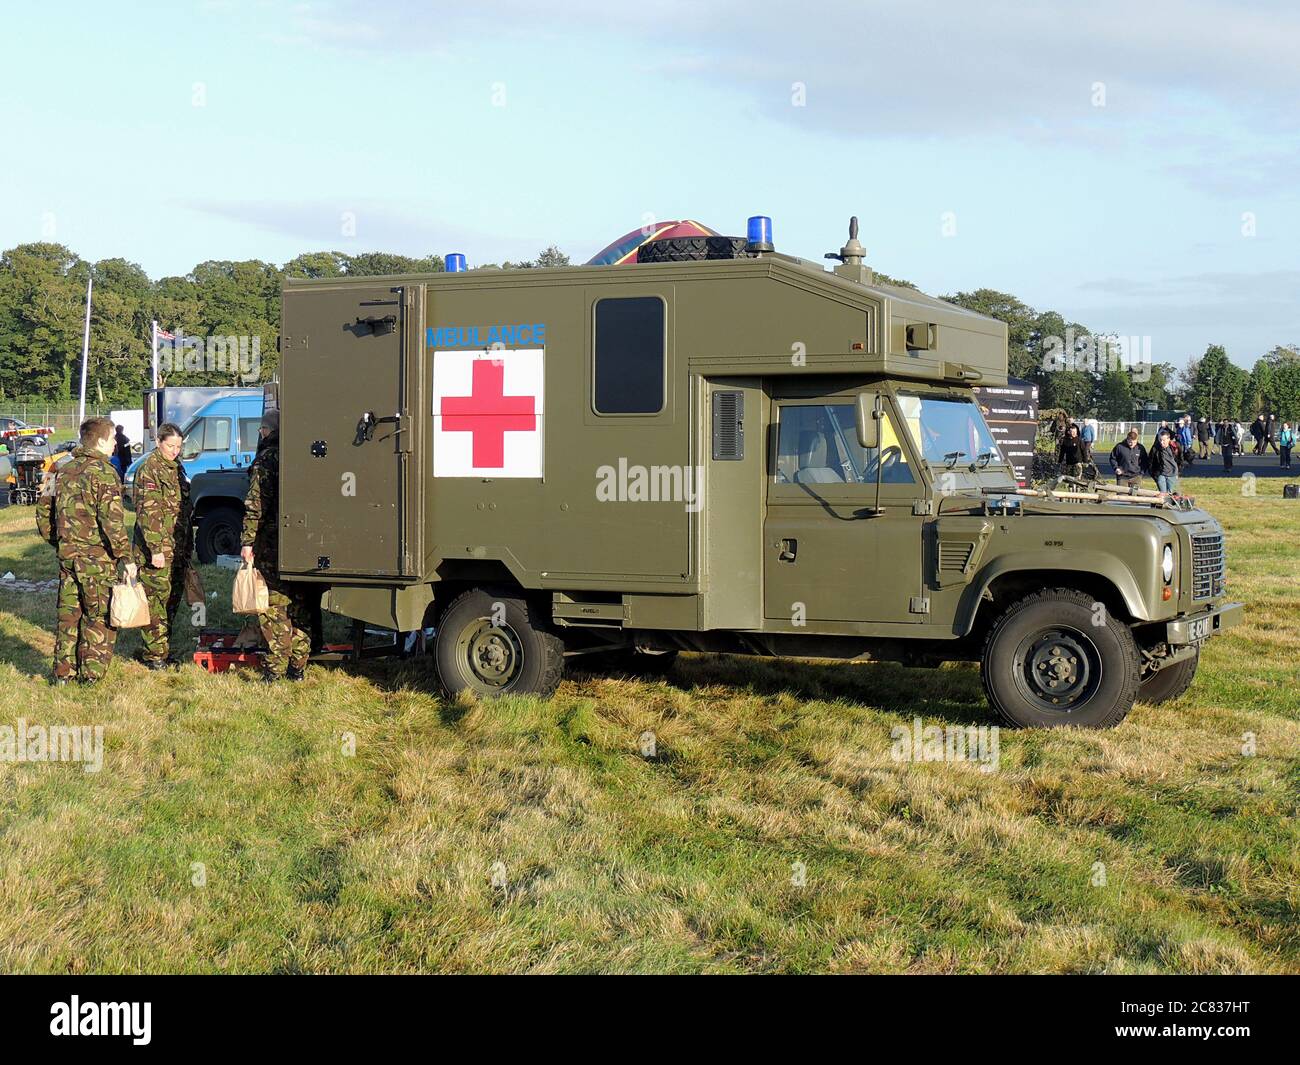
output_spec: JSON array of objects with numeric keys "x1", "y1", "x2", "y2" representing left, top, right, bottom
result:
[{"x1": 0, "y1": 477, "x2": 1296, "y2": 974}]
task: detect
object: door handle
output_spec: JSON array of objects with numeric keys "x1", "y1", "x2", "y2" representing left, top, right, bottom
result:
[{"x1": 778, "y1": 538, "x2": 797, "y2": 562}]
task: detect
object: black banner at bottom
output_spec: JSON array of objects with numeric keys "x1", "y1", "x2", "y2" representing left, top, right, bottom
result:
[{"x1": 1, "y1": 973, "x2": 1292, "y2": 1050}]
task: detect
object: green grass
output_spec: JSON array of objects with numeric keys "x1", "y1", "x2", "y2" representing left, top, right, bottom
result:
[{"x1": 0, "y1": 479, "x2": 1296, "y2": 974}]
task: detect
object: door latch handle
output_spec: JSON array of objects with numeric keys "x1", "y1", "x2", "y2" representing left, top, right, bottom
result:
[
  {"x1": 354, "y1": 411, "x2": 401, "y2": 445},
  {"x1": 778, "y1": 538, "x2": 797, "y2": 562}
]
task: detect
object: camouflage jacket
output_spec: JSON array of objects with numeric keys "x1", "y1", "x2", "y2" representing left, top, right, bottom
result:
[
  {"x1": 241, "y1": 433, "x2": 279, "y2": 566},
  {"x1": 50, "y1": 446, "x2": 131, "y2": 563},
  {"x1": 131, "y1": 447, "x2": 193, "y2": 561}
]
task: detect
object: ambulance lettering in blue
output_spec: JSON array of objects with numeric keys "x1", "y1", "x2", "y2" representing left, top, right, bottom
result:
[{"x1": 426, "y1": 323, "x2": 546, "y2": 348}]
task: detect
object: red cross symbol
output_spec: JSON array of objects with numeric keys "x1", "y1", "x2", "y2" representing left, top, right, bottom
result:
[{"x1": 439, "y1": 358, "x2": 537, "y2": 468}]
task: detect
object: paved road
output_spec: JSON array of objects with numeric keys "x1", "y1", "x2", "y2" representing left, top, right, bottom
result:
[{"x1": 1176, "y1": 451, "x2": 1297, "y2": 480}]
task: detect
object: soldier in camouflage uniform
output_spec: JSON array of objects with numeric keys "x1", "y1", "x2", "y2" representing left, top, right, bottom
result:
[
  {"x1": 131, "y1": 422, "x2": 193, "y2": 669},
  {"x1": 37, "y1": 417, "x2": 136, "y2": 686},
  {"x1": 241, "y1": 410, "x2": 310, "y2": 681}
]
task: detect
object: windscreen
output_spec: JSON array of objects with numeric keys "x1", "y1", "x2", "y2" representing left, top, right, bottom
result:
[{"x1": 896, "y1": 392, "x2": 1004, "y2": 466}]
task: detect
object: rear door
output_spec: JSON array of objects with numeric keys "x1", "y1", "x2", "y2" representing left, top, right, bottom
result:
[{"x1": 279, "y1": 284, "x2": 423, "y2": 578}]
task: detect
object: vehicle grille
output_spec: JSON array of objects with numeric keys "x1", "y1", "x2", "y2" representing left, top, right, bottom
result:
[{"x1": 1191, "y1": 532, "x2": 1225, "y2": 600}]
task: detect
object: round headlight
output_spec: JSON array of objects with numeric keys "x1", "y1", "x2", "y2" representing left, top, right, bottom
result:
[{"x1": 1162, "y1": 544, "x2": 1174, "y2": 583}]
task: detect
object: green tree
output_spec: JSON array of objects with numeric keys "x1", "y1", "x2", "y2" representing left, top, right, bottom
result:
[
  {"x1": 501, "y1": 246, "x2": 572, "y2": 270},
  {"x1": 283, "y1": 251, "x2": 347, "y2": 279},
  {"x1": 1129, "y1": 361, "x2": 1177, "y2": 410},
  {"x1": 343, "y1": 252, "x2": 444, "y2": 276},
  {"x1": 1264, "y1": 346, "x2": 1300, "y2": 419},
  {"x1": 1095, "y1": 368, "x2": 1134, "y2": 418},
  {"x1": 0, "y1": 243, "x2": 89, "y2": 400},
  {"x1": 1246, "y1": 358, "x2": 1276, "y2": 417},
  {"x1": 1188, "y1": 345, "x2": 1248, "y2": 422}
]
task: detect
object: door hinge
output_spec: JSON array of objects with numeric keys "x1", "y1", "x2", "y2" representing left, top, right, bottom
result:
[
  {"x1": 909, "y1": 596, "x2": 930, "y2": 614},
  {"x1": 912, "y1": 499, "x2": 934, "y2": 516}
]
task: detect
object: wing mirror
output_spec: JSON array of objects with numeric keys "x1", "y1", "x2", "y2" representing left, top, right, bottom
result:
[{"x1": 856, "y1": 393, "x2": 881, "y2": 450}]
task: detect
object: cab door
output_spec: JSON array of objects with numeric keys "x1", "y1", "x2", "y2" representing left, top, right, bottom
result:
[{"x1": 763, "y1": 387, "x2": 925, "y2": 625}]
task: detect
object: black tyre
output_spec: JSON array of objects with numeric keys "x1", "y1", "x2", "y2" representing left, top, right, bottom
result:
[
  {"x1": 434, "y1": 588, "x2": 564, "y2": 698},
  {"x1": 981, "y1": 588, "x2": 1141, "y2": 728},
  {"x1": 195, "y1": 505, "x2": 243, "y2": 564},
  {"x1": 1138, "y1": 648, "x2": 1200, "y2": 704},
  {"x1": 637, "y1": 236, "x2": 747, "y2": 263}
]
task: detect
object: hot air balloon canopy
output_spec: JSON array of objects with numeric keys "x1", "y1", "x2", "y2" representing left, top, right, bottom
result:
[{"x1": 586, "y1": 219, "x2": 719, "y2": 266}]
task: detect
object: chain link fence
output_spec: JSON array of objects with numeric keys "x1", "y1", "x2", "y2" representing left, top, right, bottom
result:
[{"x1": 0, "y1": 402, "x2": 117, "y2": 437}]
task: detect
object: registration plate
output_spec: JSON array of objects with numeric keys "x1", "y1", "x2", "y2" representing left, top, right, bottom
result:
[{"x1": 1188, "y1": 616, "x2": 1212, "y2": 642}]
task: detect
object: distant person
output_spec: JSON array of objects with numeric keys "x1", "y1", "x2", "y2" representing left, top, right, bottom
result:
[
  {"x1": 1056, "y1": 423, "x2": 1086, "y2": 479},
  {"x1": 1079, "y1": 417, "x2": 1096, "y2": 462},
  {"x1": 1110, "y1": 429, "x2": 1148, "y2": 488},
  {"x1": 1151, "y1": 429, "x2": 1180, "y2": 495},
  {"x1": 1177, "y1": 416, "x2": 1194, "y2": 467},
  {"x1": 1196, "y1": 416, "x2": 1211, "y2": 459},
  {"x1": 1234, "y1": 420, "x2": 1246, "y2": 454},
  {"x1": 1265, "y1": 414, "x2": 1280, "y2": 455},
  {"x1": 1217, "y1": 419, "x2": 1235, "y2": 471},
  {"x1": 113, "y1": 424, "x2": 132, "y2": 480},
  {"x1": 1164, "y1": 424, "x2": 1182, "y2": 468},
  {"x1": 1251, "y1": 414, "x2": 1266, "y2": 455},
  {"x1": 1280, "y1": 422, "x2": 1295, "y2": 470}
]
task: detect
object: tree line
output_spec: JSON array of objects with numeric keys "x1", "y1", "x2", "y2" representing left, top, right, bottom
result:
[
  {"x1": 0, "y1": 243, "x2": 567, "y2": 404},
  {"x1": 1, "y1": 240, "x2": 1295, "y2": 419}
]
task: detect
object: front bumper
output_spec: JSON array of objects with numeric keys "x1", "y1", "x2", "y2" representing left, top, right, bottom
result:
[{"x1": 1166, "y1": 602, "x2": 1243, "y2": 645}]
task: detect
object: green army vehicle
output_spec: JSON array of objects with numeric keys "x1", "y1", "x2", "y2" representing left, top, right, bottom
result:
[{"x1": 273, "y1": 217, "x2": 1241, "y2": 728}]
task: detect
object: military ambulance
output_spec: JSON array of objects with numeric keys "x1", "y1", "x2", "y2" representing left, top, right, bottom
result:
[{"x1": 274, "y1": 217, "x2": 1241, "y2": 728}]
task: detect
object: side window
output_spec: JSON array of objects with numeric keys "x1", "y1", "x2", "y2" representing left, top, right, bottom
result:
[
  {"x1": 205, "y1": 417, "x2": 232, "y2": 452},
  {"x1": 593, "y1": 296, "x2": 665, "y2": 414},
  {"x1": 181, "y1": 418, "x2": 206, "y2": 460},
  {"x1": 239, "y1": 418, "x2": 261, "y2": 452},
  {"x1": 773, "y1": 402, "x2": 913, "y2": 486}
]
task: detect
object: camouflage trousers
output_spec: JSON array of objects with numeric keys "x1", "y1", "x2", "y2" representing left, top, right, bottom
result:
[
  {"x1": 258, "y1": 572, "x2": 311, "y2": 676},
  {"x1": 54, "y1": 558, "x2": 118, "y2": 681},
  {"x1": 135, "y1": 556, "x2": 187, "y2": 663}
]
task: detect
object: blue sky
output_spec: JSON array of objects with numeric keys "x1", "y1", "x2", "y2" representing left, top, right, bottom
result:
[{"x1": 2, "y1": 0, "x2": 1296, "y2": 370}]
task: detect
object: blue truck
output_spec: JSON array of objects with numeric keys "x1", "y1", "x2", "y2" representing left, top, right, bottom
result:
[{"x1": 125, "y1": 389, "x2": 263, "y2": 562}]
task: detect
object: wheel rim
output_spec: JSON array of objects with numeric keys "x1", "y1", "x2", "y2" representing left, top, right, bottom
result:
[
  {"x1": 1011, "y1": 627, "x2": 1102, "y2": 714},
  {"x1": 454, "y1": 617, "x2": 524, "y2": 693},
  {"x1": 212, "y1": 522, "x2": 242, "y2": 557}
]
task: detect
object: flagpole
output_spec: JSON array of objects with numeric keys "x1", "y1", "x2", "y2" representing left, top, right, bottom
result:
[
  {"x1": 151, "y1": 319, "x2": 159, "y2": 389},
  {"x1": 77, "y1": 273, "x2": 93, "y2": 426}
]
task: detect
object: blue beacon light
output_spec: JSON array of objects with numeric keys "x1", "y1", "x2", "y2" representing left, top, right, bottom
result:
[
  {"x1": 746, "y1": 215, "x2": 774, "y2": 253},
  {"x1": 446, "y1": 253, "x2": 467, "y2": 273}
]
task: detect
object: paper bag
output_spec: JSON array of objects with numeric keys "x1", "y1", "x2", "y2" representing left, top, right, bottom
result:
[
  {"x1": 232, "y1": 561, "x2": 269, "y2": 614},
  {"x1": 110, "y1": 575, "x2": 151, "y2": 629}
]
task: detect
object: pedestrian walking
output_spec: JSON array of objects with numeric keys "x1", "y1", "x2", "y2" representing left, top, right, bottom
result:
[
  {"x1": 1079, "y1": 418, "x2": 1096, "y2": 463},
  {"x1": 1151, "y1": 429, "x2": 1180, "y2": 495},
  {"x1": 1218, "y1": 419, "x2": 1235, "y2": 471},
  {"x1": 1055, "y1": 423, "x2": 1087, "y2": 479},
  {"x1": 1110, "y1": 429, "x2": 1148, "y2": 489}
]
